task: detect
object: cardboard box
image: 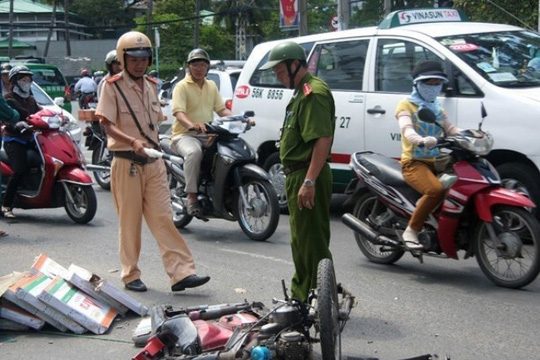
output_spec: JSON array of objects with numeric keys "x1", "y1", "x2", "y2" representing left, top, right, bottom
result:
[
  {"x1": 33, "y1": 254, "x2": 147, "y2": 316},
  {"x1": 78, "y1": 109, "x2": 98, "y2": 122},
  {"x1": 0, "y1": 299, "x2": 45, "y2": 330},
  {"x1": 0, "y1": 318, "x2": 30, "y2": 331},
  {"x1": 66, "y1": 264, "x2": 148, "y2": 316},
  {"x1": 38, "y1": 277, "x2": 117, "y2": 335},
  {"x1": 9, "y1": 273, "x2": 86, "y2": 334}
]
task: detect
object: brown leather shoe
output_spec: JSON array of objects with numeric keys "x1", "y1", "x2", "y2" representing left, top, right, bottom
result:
[
  {"x1": 171, "y1": 274, "x2": 210, "y2": 291},
  {"x1": 125, "y1": 279, "x2": 147, "y2": 292}
]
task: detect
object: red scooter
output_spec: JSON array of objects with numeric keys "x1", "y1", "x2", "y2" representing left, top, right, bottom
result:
[
  {"x1": 342, "y1": 108, "x2": 540, "y2": 288},
  {"x1": 0, "y1": 108, "x2": 97, "y2": 224}
]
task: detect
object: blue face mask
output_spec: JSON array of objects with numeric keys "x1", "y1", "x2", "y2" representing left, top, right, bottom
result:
[{"x1": 416, "y1": 82, "x2": 443, "y2": 103}]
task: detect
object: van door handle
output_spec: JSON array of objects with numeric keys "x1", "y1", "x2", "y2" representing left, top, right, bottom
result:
[{"x1": 367, "y1": 107, "x2": 386, "y2": 115}]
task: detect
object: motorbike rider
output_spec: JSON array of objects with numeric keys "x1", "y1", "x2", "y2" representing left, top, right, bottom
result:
[
  {"x1": 397, "y1": 60, "x2": 460, "y2": 249},
  {"x1": 96, "y1": 30, "x2": 210, "y2": 292},
  {"x1": 74, "y1": 68, "x2": 97, "y2": 109},
  {"x1": 97, "y1": 50, "x2": 122, "y2": 99},
  {"x1": 170, "y1": 48, "x2": 232, "y2": 216},
  {"x1": 1, "y1": 63, "x2": 12, "y2": 96},
  {"x1": 2, "y1": 65, "x2": 42, "y2": 219}
]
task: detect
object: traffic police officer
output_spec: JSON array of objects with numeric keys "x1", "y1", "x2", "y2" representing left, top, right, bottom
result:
[
  {"x1": 260, "y1": 41, "x2": 335, "y2": 302},
  {"x1": 96, "y1": 31, "x2": 210, "y2": 292}
]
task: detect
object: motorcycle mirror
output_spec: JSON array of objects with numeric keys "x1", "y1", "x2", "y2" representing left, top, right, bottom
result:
[
  {"x1": 243, "y1": 110, "x2": 255, "y2": 118},
  {"x1": 479, "y1": 102, "x2": 487, "y2": 131},
  {"x1": 417, "y1": 107, "x2": 437, "y2": 123}
]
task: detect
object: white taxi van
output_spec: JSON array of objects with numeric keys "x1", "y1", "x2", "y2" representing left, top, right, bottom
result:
[{"x1": 233, "y1": 8, "x2": 540, "y2": 209}]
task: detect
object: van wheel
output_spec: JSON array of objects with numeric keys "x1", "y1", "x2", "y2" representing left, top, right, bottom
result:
[
  {"x1": 263, "y1": 152, "x2": 288, "y2": 213},
  {"x1": 497, "y1": 163, "x2": 540, "y2": 211}
]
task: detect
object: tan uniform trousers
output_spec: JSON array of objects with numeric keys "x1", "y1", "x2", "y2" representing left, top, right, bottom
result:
[
  {"x1": 401, "y1": 159, "x2": 446, "y2": 232},
  {"x1": 172, "y1": 135, "x2": 203, "y2": 194},
  {"x1": 111, "y1": 157, "x2": 196, "y2": 285}
]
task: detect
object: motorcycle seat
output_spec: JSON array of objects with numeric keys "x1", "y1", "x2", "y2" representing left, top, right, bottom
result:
[{"x1": 356, "y1": 152, "x2": 406, "y2": 186}]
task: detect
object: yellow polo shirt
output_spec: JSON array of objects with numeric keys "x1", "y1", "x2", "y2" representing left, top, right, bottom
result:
[{"x1": 170, "y1": 74, "x2": 225, "y2": 137}]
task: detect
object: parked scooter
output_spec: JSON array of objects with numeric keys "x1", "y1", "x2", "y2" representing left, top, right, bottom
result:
[
  {"x1": 0, "y1": 108, "x2": 97, "y2": 224},
  {"x1": 342, "y1": 107, "x2": 540, "y2": 288},
  {"x1": 83, "y1": 120, "x2": 111, "y2": 190},
  {"x1": 150, "y1": 111, "x2": 280, "y2": 241}
]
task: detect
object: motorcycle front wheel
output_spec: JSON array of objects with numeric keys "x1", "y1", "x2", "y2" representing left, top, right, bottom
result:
[
  {"x1": 64, "y1": 184, "x2": 97, "y2": 224},
  {"x1": 352, "y1": 192, "x2": 404, "y2": 264},
  {"x1": 235, "y1": 178, "x2": 279, "y2": 241},
  {"x1": 316, "y1": 258, "x2": 341, "y2": 360},
  {"x1": 474, "y1": 206, "x2": 540, "y2": 288},
  {"x1": 91, "y1": 147, "x2": 111, "y2": 190}
]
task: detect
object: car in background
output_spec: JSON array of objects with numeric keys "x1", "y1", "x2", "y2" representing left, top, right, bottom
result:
[
  {"x1": 31, "y1": 81, "x2": 81, "y2": 145},
  {"x1": 13, "y1": 63, "x2": 73, "y2": 113},
  {"x1": 158, "y1": 66, "x2": 243, "y2": 134}
]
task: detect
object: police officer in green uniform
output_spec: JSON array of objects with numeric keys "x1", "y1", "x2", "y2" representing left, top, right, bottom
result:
[{"x1": 260, "y1": 41, "x2": 335, "y2": 302}]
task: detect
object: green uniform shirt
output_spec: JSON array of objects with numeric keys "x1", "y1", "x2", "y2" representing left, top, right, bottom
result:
[{"x1": 280, "y1": 73, "x2": 335, "y2": 165}]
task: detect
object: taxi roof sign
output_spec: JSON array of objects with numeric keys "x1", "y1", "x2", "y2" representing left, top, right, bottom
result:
[{"x1": 378, "y1": 8, "x2": 468, "y2": 29}]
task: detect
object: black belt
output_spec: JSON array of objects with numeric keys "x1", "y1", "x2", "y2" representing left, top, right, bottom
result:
[
  {"x1": 111, "y1": 151, "x2": 157, "y2": 165},
  {"x1": 282, "y1": 161, "x2": 311, "y2": 176}
]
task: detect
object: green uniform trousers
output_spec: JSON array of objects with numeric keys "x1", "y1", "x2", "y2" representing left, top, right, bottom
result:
[{"x1": 286, "y1": 164, "x2": 333, "y2": 301}]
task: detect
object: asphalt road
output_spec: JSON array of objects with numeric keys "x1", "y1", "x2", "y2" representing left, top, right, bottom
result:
[{"x1": 0, "y1": 185, "x2": 539, "y2": 360}]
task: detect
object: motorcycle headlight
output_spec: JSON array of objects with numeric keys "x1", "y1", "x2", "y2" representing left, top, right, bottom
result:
[{"x1": 43, "y1": 114, "x2": 63, "y2": 129}]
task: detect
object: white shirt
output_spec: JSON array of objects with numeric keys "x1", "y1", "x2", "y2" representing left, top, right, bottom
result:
[{"x1": 74, "y1": 76, "x2": 97, "y2": 94}]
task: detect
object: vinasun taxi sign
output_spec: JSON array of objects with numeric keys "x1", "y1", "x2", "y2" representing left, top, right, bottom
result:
[{"x1": 378, "y1": 8, "x2": 468, "y2": 29}]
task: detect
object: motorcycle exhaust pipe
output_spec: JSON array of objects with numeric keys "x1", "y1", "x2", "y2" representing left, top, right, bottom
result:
[
  {"x1": 86, "y1": 164, "x2": 111, "y2": 172},
  {"x1": 342, "y1": 213, "x2": 400, "y2": 247}
]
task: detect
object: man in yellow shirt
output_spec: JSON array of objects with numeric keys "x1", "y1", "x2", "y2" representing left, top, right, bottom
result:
[{"x1": 170, "y1": 48, "x2": 232, "y2": 216}]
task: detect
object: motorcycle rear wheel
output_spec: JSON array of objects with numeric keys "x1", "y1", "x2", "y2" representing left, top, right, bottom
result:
[
  {"x1": 64, "y1": 184, "x2": 97, "y2": 224},
  {"x1": 474, "y1": 206, "x2": 540, "y2": 288},
  {"x1": 235, "y1": 178, "x2": 279, "y2": 241},
  {"x1": 352, "y1": 192, "x2": 404, "y2": 264},
  {"x1": 169, "y1": 177, "x2": 193, "y2": 228},
  {"x1": 91, "y1": 147, "x2": 111, "y2": 190},
  {"x1": 316, "y1": 258, "x2": 341, "y2": 360}
]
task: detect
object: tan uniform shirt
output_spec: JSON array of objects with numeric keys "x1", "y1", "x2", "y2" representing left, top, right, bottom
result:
[
  {"x1": 96, "y1": 72, "x2": 162, "y2": 150},
  {"x1": 170, "y1": 74, "x2": 225, "y2": 137}
]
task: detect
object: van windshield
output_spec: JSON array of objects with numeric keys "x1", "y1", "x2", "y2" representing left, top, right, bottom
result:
[{"x1": 438, "y1": 30, "x2": 540, "y2": 88}]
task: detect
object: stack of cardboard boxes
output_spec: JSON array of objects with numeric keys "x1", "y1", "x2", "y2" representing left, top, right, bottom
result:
[{"x1": 0, "y1": 254, "x2": 148, "y2": 335}]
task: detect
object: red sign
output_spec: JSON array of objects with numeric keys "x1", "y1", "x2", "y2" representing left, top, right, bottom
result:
[{"x1": 235, "y1": 85, "x2": 250, "y2": 99}]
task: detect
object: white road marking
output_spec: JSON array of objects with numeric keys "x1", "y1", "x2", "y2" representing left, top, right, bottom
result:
[{"x1": 219, "y1": 248, "x2": 293, "y2": 265}]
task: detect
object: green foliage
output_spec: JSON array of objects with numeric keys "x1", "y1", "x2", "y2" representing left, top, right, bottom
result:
[
  {"x1": 453, "y1": 0, "x2": 538, "y2": 29},
  {"x1": 68, "y1": 0, "x2": 130, "y2": 39}
]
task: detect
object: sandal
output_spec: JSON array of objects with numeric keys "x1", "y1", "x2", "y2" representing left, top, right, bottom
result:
[
  {"x1": 2, "y1": 207, "x2": 15, "y2": 219},
  {"x1": 0, "y1": 229, "x2": 7, "y2": 237},
  {"x1": 186, "y1": 201, "x2": 202, "y2": 217}
]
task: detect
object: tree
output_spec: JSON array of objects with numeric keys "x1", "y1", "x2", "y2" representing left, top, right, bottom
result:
[{"x1": 453, "y1": 0, "x2": 538, "y2": 29}]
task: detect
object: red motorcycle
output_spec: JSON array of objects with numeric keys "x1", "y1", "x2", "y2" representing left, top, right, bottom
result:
[
  {"x1": 0, "y1": 108, "x2": 97, "y2": 223},
  {"x1": 342, "y1": 108, "x2": 540, "y2": 288}
]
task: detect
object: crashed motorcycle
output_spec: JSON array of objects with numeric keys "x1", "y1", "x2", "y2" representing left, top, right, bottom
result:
[
  {"x1": 0, "y1": 108, "x2": 97, "y2": 224},
  {"x1": 156, "y1": 111, "x2": 280, "y2": 241},
  {"x1": 133, "y1": 258, "x2": 354, "y2": 360},
  {"x1": 342, "y1": 108, "x2": 540, "y2": 288}
]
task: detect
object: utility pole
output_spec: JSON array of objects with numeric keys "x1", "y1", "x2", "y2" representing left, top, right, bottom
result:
[
  {"x1": 146, "y1": 0, "x2": 154, "y2": 39},
  {"x1": 44, "y1": 0, "x2": 57, "y2": 57},
  {"x1": 194, "y1": 0, "x2": 200, "y2": 48},
  {"x1": 8, "y1": 0, "x2": 13, "y2": 58},
  {"x1": 64, "y1": 0, "x2": 71, "y2": 56},
  {"x1": 337, "y1": 0, "x2": 350, "y2": 30},
  {"x1": 383, "y1": 0, "x2": 392, "y2": 16},
  {"x1": 298, "y1": 0, "x2": 307, "y2": 35}
]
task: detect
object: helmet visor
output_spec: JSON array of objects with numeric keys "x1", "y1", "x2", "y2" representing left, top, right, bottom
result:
[
  {"x1": 125, "y1": 47, "x2": 152, "y2": 58},
  {"x1": 259, "y1": 59, "x2": 283, "y2": 70}
]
